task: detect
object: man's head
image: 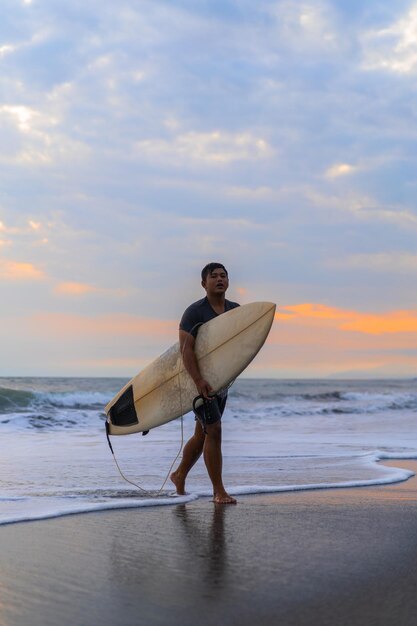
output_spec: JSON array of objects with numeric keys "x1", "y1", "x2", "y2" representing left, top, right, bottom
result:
[
  {"x1": 201, "y1": 262, "x2": 228, "y2": 282},
  {"x1": 201, "y1": 262, "x2": 229, "y2": 296}
]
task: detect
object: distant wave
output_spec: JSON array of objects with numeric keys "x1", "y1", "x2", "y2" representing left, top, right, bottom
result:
[
  {"x1": 36, "y1": 390, "x2": 112, "y2": 410},
  {"x1": 231, "y1": 386, "x2": 417, "y2": 406},
  {"x1": 0, "y1": 387, "x2": 112, "y2": 414},
  {"x1": 0, "y1": 386, "x2": 111, "y2": 431},
  {"x1": 301, "y1": 391, "x2": 345, "y2": 401},
  {"x1": 0, "y1": 388, "x2": 35, "y2": 412},
  {"x1": 229, "y1": 389, "x2": 417, "y2": 418}
]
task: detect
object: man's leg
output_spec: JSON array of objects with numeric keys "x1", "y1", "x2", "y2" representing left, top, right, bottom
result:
[
  {"x1": 171, "y1": 421, "x2": 205, "y2": 495},
  {"x1": 203, "y1": 421, "x2": 236, "y2": 504}
]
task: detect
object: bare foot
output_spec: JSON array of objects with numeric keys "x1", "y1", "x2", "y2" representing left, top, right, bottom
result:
[
  {"x1": 213, "y1": 492, "x2": 237, "y2": 504},
  {"x1": 170, "y1": 471, "x2": 186, "y2": 495}
]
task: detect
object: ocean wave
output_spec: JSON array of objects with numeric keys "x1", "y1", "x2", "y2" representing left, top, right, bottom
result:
[
  {"x1": 0, "y1": 411, "x2": 106, "y2": 431},
  {"x1": 36, "y1": 391, "x2": 112, "y2": 410},
  {"x1": 229, "y1": 388, "x2": 417, "y2": 417},
  {"x1": 342, "y1": 391, "x2": 417, "y2": 412},
  {"x1": 0, "y1": 387, "x2": 35, "y2": 412},
  {"x1": 0, "y1": 386, "x2": 112, "y2": 414},
  {"x1": 301, "y1": 391, "x2": 345, "y2": 401}
]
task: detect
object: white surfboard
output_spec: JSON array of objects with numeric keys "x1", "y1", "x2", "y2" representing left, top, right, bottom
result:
[{"x1": 105, "y1": 301, "x2": 276, "y2": 435}]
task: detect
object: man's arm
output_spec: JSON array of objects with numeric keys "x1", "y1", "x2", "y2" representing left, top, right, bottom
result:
[{"x1": 179, "y1": 330, "x2": 213, "y2": 399}]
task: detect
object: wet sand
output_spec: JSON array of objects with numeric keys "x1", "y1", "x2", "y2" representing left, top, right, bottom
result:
[{"x1": 1, "y1": 460, "x2": 417, "y2": 626}]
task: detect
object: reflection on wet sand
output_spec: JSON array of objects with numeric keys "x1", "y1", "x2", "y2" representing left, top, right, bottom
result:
[
  {"x1": 108, "y1": 501, "x2": 233, "y2": 611},
  {"x1": 172, "y1": 503, "x2": 228, "y2": 592}
]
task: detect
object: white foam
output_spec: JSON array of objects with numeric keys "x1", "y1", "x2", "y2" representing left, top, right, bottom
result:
[
  {"x1": 0, "y1": 493, "x2": 198, "y2": 526},
  {"x1": 35, "y1": 391, "x2": 112, "y2": 408},
  {"x1": 0, "y1": 454, "x2": 414, "y2": 526}
]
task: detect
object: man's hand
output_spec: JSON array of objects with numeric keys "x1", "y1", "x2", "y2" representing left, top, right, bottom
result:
[{"x1": 195, "y1": 378, "x2": 213, "y2": 399}]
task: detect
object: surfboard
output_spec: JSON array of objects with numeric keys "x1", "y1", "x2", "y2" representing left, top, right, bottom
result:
[{"x1": 105, "y1": 301, "x2": 276, "y2": 436}]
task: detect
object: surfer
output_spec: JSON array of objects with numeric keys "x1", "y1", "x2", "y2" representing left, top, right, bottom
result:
[{"x1": 171, "y1": 262, "x2": 239, "y2": 504}]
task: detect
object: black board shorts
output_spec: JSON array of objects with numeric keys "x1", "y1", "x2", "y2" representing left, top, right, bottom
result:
[{"x1": 194, "y1": 391, "x2": 227, "y2": 429}]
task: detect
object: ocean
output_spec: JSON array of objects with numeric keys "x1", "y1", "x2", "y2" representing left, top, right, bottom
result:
[{"x1": 0, "y1": 377, "x2": 416, "y2": 525}]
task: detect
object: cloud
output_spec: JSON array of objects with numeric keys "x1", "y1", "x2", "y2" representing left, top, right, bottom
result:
[
  {"x1": 225, "y1": 185, "x2": 275, "y2": 200},
  {"x1": 67, "y1": 357, "x2": 151, "y2": 371},
  {"x1": 28, "y1": 312, "x2": 178, "y2": 339},
  {"x1": 53, "y1": 282, "x2": 130, "y2": 298},
  {"x1": 332, "y1": 252, "x2": 417, "y2": 274},
  {"x1": 306, "y1": 188, "x2": 417, "y2": 230},
  {"x1": 0, "y1": 218, "x2": 46, "y2": 236},
  {"x1": 325, "y1": 163, "x2": 357, "y2": 178},
  {"x1": 0, "y1": 218, "x2": 50, "y2": 251},
  {"x1": 277, "y1": 302, "x2": 417, "y2": 335},
  {"x1": 54, "y1": 282, "x2": 99, "y2": 296},
  {"x1": 180, "y1": 216, "x2": 261, "y2": 229},
  {"x1": 0, "y1": 44, "x2": 16, "y2": 58},
  {"x1": 0, "y1": 105, "x2": 38, "y2": 132},
  {"x1": 306, "y1": 189, "x2": 374, "y2": 214},
  {"x1": 362, "y1": 4, "x2": 417, "y2": 74},
  {"x1": 135, "y1": 130, "x2": 273, "y2": 165},
  {"x1": 265, "y1": 0, "x2": 342, "y2": 55},
  {"x1": 0, "y1": 103, "x2": 90, "y2": 166},
  {"x1": 0, "y1": 260, "x2": 45, "y2": 281}
]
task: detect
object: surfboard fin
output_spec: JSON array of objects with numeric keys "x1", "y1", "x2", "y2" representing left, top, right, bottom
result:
[{"x1": 105, "y1": 420, "x2": 114, "y2": 454}]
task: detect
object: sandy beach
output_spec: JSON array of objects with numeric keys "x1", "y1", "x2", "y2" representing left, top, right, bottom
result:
[{"x1": 1, "y1": 460, "x2": 417, "y2": 626}]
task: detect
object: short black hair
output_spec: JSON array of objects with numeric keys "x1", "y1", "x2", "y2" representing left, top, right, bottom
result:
[{"x1": 201, "y1": 262, "x2": 228, "y2": 282}]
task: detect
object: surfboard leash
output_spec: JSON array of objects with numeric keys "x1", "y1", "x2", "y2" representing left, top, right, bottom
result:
[
  {"x1": 105, "y1": 417, "x2": 185, "y2": 496},
  {"x1": 105, "y1": 420, "x2": 156, "y2": 494}
]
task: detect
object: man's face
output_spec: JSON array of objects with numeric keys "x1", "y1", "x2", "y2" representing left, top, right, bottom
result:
[{"x1": 202, "y1": 268, "x2": 229, "y2": 296}]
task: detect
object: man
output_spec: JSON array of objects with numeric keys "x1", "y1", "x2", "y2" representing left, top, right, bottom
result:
[{"x1": 170, "y1": 262, "x2": 239, "y2": 504}]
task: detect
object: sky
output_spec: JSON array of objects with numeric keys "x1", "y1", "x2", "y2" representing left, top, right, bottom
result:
[{"x1": 1, "y1": 0, "x2": 417, "y2": 378}]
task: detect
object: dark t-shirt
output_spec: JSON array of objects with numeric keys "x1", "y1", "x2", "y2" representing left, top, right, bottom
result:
[{"x1": 179, "y1": 297, "x2": 240, "y2": 338}]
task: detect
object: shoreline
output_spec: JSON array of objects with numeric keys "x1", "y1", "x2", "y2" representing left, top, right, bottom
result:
[
  {"x1": 244, "y1": 458, "x2": 417, "y2": 505},
  {"x1": 1, "y1": 461, "x2": 417, "y2": 625},
  {"x1": 0, "y1": 457, "x2": 415, "y2": 527}
]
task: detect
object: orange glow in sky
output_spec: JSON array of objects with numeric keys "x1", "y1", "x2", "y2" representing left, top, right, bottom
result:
[{"x1": 277, "y1": 303, "x2": 417, "y2": 335}]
